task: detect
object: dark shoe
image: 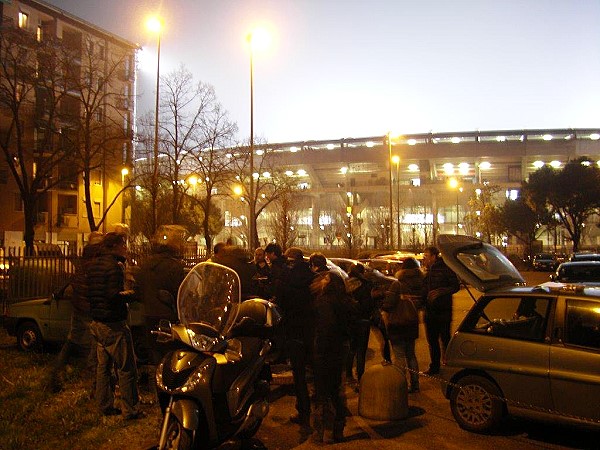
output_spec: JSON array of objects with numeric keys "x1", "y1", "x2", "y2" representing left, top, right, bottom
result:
[
  {"x1": 102, "y1": 407, "x2": 122, "y2": 416},
  {"x1": 408, "y1": 386, "x2": 420, "y2": 393},
  {"x1": 289, "y1": 413, "x2": 310, "y2": 427},
  {"x1": 125, "y1": 411, "x2": 146, "y2": 420},
  {"x1": 333, "y1": 421, "x2": 345, "y2": 443},
  {"x1": 423, "y1": 368, "x2": 439, "y2": 375}
]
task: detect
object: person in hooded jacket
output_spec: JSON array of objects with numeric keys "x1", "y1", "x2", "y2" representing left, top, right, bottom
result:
[
  {"x1": 382, "y1": 257, "x2": 424, "y2": 393},
  {"x1": 135, "y1": 237, "x2": 185, "y2": 366},
  {"x1": 344, "y1": 263, "x2": 375, "y2": 384},
  {"x1": 310, "y1": 271, "x2": 351, "y2": 443},
  {"x1": 87, "y1": 232, "x2": 141, "y2": 419}
]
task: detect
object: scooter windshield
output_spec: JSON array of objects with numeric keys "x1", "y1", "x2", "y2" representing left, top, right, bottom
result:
[{"x1": 177, "y1": 261, "x2": 241, "y2": 337}]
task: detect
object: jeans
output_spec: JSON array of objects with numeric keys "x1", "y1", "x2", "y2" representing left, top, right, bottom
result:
[
  {"x1": 90, "y1": 320, "x2": 139, "y2": 417},
  {"x1": 390, "y1": 338, "x2": 420, "y2": 389}
]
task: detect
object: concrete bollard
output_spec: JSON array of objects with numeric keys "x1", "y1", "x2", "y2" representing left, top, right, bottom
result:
[{"x1": 358, "y1": 361, "x2": 409, "y2": 420}]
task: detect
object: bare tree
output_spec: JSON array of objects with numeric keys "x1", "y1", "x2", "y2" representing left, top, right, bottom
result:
[
  {"x1": 230, "y1": 141, "x2": 296, "y2": 249},
  {"x1": 0, "y1": 26, "x2": 69, "y2": 252},
  {"x1": 60, "y1": 35, "x2": 133, "y2": 231},
  {"x1": 265, "y1": 187, "x2": 300, "y2": 251},
  {"x1": 134, "y1": 66, "x2": 235, "y2": 247},
  {"x1": 463, "y1": 185, "x2": 504, "y2": 244},
  {"x1": 367, "y1": 206, "x2": 391, "y2": 250}
]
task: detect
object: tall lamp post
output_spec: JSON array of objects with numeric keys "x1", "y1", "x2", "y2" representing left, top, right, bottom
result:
[
  {"x1": 120, "y1": 167, "x2": 129, "y2": 223},
  {"x1": 392, "y1": 155, "x2": 401, "y2": 249},
  {"x1": 387, "y1": 132, "x2": 394, "y2": 250},
  {"x1": 246, "y1": 28, "x2": 270, "y2": 250},
  {"x1": 448, "y1": 177, "x2": 462, "y2": 234},
  {"x1": 147, "y1": 16, "x2": 162, "y2": 235}
]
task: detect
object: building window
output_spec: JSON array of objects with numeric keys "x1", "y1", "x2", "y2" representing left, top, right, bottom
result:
[
  {"x1": 96, "y1": 107, "x2": 104, "y2": 122},
  {"x1": 18, "y1": 12, "x2": 29, "y2": 30},
  {"x1": 92, "y1": 169, "x2": 102, "y2": 185},
  {"x1": 97, "y1": 44, "x2": 105, "y2": 60},
  {"x1": 36, "y1": 25, "x2": 42, "y2": 42},
  {"x1": 58, "y1": 163, "x2": 78, "y2": 190},
  {"x1": 508, "y1": 165, "x2": 521, "y2": 182},
  {"x1": 58, "y1": 194, "x2": 77, "y2": 215}
]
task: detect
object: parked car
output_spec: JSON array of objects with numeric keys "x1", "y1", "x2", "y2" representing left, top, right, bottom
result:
[
  {"x1": 362, "y1": 253, "x2": 421, "y2": 277},
  {"x1": 328, "y1": 257, "x2": 396, "y2": 289},
  {"x1": 438, "y1": 234, "x2": 600, "y2": 434},
  {"x1": 569, "y1": 252, "x2": 600, "y2": 262},
  {"x1": 2, "y1": 285, "x2": 146, "y2": 357},
  {"x1": 532, "y1": 253, "x2": 557, "y2": 271},
  {"x1": 549, "y1": 261, "x2": 600, "y2": 285}
]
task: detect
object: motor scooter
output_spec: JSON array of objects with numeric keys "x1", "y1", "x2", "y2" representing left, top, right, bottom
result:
[{"x1": 153, "y1": 261, "x2": 282, "y2": 450}]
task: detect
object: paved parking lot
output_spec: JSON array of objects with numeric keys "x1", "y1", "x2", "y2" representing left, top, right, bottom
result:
[{"x1": 255, "y1": 272, "x2": 599, "y2": 449}]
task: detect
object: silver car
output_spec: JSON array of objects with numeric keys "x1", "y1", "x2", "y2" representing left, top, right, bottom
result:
[{"x1": 438, "y1": 234, "x2": 600, "y2": 434}]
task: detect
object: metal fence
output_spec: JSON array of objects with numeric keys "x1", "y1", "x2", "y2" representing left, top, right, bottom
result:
[{"x1": 0, "y1": 245, "x2": 207, "y2": 306}]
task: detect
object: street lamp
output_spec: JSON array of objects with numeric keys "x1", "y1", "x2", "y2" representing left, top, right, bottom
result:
[
  {"x1": 392, "y1": 154, "x2": 401, "y2": 249},
  {"x1": 147, "y1": 16, "x2": 162, "y2": 235},
  {"x1": 121, "y1": 167, "x2": 129, "y2": 223},
  {"x1": 448, "y1": 177, "x2": 462, "y2": 234},
  {"x1": 246, "y1": 27, "x2": 270, "y2": 250},
  {"x1": 387, "y1": 132, "x2": 394, "y2": 250}
]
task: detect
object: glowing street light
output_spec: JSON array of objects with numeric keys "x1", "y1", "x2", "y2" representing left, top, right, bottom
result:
[
  {"x1": 147, "y1": 15, "x2": 163, "y2": 235},
  {"x1": 448, "y1": 177, "x2": 463, "y2": 234},
  {"x1": 392, "y1": 154, "x2": 401, "y2": 249},
  {"x1": 387, "y1": 132, "x2": 401, "y2": 249},
  {"x1": 246, "y1": 26, "x2": 271, "y2": 250}
]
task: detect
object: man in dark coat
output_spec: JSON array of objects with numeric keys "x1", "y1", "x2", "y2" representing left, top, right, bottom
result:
[
  {"x1": 421, "y1": 246, "x2": 460, "y2": 375},
  {"x1": 135, "y1": 237, "x2": 185, "y2": 366},
  {"x1": 311, "y1": 272, "x2": 351, "y2": 442},
  {"x1": 267, "y1": 244, "x2": 315, "y2": 428},
  {"x1": 87, "y1": 232, "x2": 141, "y2": 419},
  {"x1": 46, "y1": 231, "x2": 104, "y2": 393}
]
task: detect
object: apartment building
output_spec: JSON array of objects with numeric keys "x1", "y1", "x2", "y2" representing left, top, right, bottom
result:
[{"x1": 0, "y1": 0, "x2": 137, "y2": 251}]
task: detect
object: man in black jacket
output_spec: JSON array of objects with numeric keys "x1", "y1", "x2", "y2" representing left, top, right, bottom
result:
[
  {"x1": 87, "y1": 232, "x2": 141, "y2": 419},
  {"x1": 421, "y1": 246, "x2": 460, "y2": 375},
  {"x1": 266, "y1": 244, "x2": 315, "y2": 428}
]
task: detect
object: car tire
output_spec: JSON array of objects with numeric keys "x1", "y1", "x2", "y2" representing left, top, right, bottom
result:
[
  {"x1": 16, "y1": 321, "x2": 44, "y2": 352},
  {"x1": 450, "y1": 375, "x2": 505, "y2": 434}
]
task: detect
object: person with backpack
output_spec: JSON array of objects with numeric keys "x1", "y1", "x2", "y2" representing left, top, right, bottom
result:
[{"x1": 382, "y1": 257, "x2": 424, "y2": 393}]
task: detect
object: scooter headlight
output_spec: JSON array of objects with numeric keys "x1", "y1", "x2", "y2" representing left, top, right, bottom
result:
[{"x1": 187, "y1": 329, "x2": 220, "y2": 352}]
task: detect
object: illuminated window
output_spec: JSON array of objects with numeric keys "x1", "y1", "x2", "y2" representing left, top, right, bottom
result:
[
  {"x1": 36, "y1": 25, "x2": 42, "y2": 42},
  {"x1": 18, "y1": 12, "x2": 29, "y2": 29}
]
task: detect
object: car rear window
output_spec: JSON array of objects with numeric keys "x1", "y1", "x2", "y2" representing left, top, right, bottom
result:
[
  {"x1": 464, "y1": 296, "x2": 552, "y2": 341},
  {"x1": 557, "y1": 265, "x2": 600, "y2": 283}
]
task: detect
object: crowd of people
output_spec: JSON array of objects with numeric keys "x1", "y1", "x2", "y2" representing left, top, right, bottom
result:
[
  {"x1": 211, "y1": 241, "x2": 460, "y2": 444},
  {"x1": 46, "y1": 231, "x2": 461, "y2": 443}
]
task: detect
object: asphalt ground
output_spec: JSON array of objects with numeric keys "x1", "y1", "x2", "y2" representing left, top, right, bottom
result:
[{"x1": 254, "y1": 271, "x2": 600, "y2": 449}]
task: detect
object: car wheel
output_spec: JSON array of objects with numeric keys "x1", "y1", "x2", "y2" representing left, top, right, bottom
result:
[
  {"x1": 16, "y1": 321, "x2": 44, "y2": 352},
  {"x1": 450, "y1": 375, "x2": 504, "y2": 433}
]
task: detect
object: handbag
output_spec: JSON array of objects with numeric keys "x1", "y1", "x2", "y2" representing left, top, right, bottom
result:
[{"x1": 382, "y1": 294, "x2": 418, "y2": 327}]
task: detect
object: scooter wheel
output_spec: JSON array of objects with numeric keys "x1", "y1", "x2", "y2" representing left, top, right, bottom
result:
[{"x1": 163, "y1": 417, "x2": 193, "y2": 450}]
